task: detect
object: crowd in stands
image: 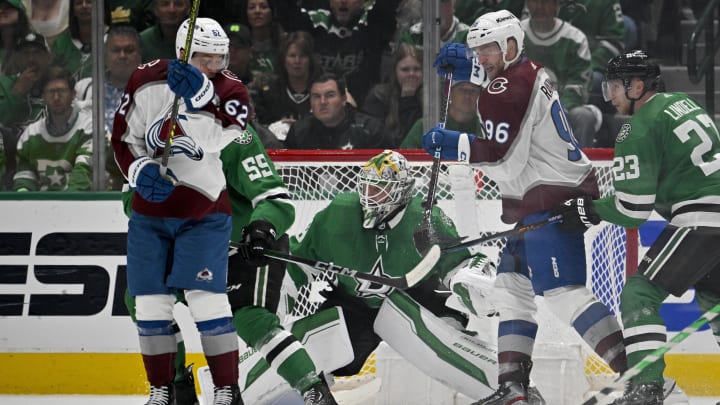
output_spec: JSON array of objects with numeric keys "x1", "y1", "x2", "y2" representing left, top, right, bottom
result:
[{"x1": 0, "y1": 0, "x2": 703, "y2": 191}]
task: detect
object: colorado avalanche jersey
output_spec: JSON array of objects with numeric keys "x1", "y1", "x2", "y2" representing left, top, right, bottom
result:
[
  {"x1": 468, "y1": 56, "x2": 598, "y2": 223},
  {"x1": 112, "y1": 59, "x2": 251, "y2": 219}
]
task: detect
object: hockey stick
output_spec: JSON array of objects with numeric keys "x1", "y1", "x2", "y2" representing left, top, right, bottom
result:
[
  {"x1": 581, "y1": 302, "x2": 720, "y2": 405},
  {"x1": 159, "y1": 0, "x2": 201, "y2": 179},
  {"x1": 441, "y1": 214, "x2": 563, "y2": 253},
  {"x1": 229, "y1": 242, "x2": 441, "y2": 289},
  {"x1": 413, "y1": 68, "x2": 454, "y2": 255}
]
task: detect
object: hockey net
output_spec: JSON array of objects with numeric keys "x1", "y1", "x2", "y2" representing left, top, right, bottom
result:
[{"x1": 269, "y1": 148, "x2": 637, "y2": 402}]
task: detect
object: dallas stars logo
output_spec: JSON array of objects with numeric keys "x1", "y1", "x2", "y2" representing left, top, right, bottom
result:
[{"x1": 355, "y1": 255, "x2": 393, "y2": 298}]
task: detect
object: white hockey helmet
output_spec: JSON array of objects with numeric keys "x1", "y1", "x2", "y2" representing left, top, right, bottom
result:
[
  {"x1": 175, "y1": 17, "x2": 229, "y2": 69},
  {"x1": 358, "y1": 150, "x2": 415, "y2": 229},
  {"x1": 466, "y1": 9, "x2": 524, "y2": 67}
]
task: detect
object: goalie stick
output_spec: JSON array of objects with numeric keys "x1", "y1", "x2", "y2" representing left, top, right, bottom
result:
[
  {"x1": 159, "y1": 0, "x2": 200, "y2": 179},
  {"x1": 441, "y1": 214, "x2": 563, "y2": 253},
  {"x1": 581, "y1": 302, "x2": 720, "y2": 405},
  {"x1": 229, "y1": 242, "x2": 441, "y2": 289}
]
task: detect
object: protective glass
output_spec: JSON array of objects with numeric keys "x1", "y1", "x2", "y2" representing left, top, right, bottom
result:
[
  {"x1": 601, "y1": 79, "x2": 624, "y2": 102},
  {"x1": 468, "y1": 43, "x2": 502, "y2": 59},
  {"x1": 191, "y1": 53, "x2": 229, "y2": 71}
]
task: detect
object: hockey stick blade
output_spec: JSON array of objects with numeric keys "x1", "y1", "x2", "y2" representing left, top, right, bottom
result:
[
  {"x1": 581, "y1": 302, "x2": 720, "y2": 405},
  {"x1": 441, "y1": 214, "x2": 562, "y2": 253},
  {"x1": 229, "y1": 243, "x2": 441, "y2": 289}
]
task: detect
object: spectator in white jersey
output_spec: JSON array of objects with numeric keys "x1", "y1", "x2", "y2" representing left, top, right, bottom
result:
[
  {"x1": 14, "y1": 65, "x2": 93, "y2": 191},
  {"x1": 521, "y1": 0, "x2": 602, "y2": 148},
  {"x1": 422, "y1": 11, "x2": 627, "y2": 404}
]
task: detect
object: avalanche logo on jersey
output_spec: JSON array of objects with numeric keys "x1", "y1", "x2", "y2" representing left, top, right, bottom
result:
[
  {"x1": 146, "y1": 112, "x2": 204, "y2": 161},
  {"x1": 355, "y1": 255, "x2": 393, "y2": 298},
  {"x1": 486, "y1": 77, "x2": 508, "y2": 95}
]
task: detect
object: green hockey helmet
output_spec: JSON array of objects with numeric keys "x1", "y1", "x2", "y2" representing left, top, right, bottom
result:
[{"x1": 358, "y1": 150, "x2": 415, "y2": 229}]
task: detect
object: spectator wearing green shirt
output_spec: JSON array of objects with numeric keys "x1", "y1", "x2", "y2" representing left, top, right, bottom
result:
[
  {"x1": 139, "y1": 0, "x2": 189, "y2": 62},
  {"x1": 521, "y1": 0, "x2": 602, "y2": 147}
]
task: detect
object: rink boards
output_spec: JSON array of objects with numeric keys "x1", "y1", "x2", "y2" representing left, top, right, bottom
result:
[{"x1": 0, "y1": 195, "x2": 718, "y2": 396}]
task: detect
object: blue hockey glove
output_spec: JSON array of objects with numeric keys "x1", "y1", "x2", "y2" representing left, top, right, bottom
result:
[
  {"x1": 237, "y1": 220, "x2": 277, "y2": 267},
  {"x1": 167, "y1": 59, "x2": 215, "y2": 110},
  {"x1": 433, "y1": 43, "x2": 473, "y2": 79},
  {"x1": 128, "y1": 157, "x2": 177, "y2": 203},
  {"x1": 422, "y1": 125, "x2": 476, "y2": 161},
  {"x1": 552, "y1": 196, "x2": 600, "y2": 232}
]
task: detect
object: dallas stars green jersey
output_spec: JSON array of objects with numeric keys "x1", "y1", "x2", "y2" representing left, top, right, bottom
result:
[
  {"x1": 221, "y1": 125, "x2": 294, "y2": 242},
  {"x1": 289, "y1": 194, "x2": 472, "y2": 308},
  {"x1": 13, "y1": 109, "x2": 93, "y2": 191},
  {"x1": 594, "y1": 93, "x2": 720, "y2": 228}
]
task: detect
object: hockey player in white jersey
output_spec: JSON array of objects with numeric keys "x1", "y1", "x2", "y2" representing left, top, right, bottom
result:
[
  {"x1": 112, "y1": 17, "x2": 250, "y2": 405},
  {"x1": 422, "y1": 10, "x2": 628, "y2": 405}
]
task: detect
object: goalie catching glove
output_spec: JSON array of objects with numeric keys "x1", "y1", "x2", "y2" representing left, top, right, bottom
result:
[
  {"x1": 236, "y1": 220, "x2": 277, "y2": 267},
  {"x1": 552, "y1": 195, "x2": 600, "y2": 232}
]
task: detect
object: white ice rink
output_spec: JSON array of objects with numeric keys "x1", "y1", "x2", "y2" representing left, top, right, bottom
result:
[{"x1": 0, "y1": 395, "x2": 718, "y2": 404}]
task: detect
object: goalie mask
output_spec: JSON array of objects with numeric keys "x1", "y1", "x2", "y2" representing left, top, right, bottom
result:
[
  {"x1": 358, "y1": 150, "x2": 415, "y2": 229},
  {"x1": 176, "y1": 17, "x2": 229, "y2": 70}
]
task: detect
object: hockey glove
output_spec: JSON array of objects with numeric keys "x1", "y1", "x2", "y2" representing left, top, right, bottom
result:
[
  {"x1": 237, "y1": 220, "x2": 277, "y2": 267},
  {"x1": 553, "y1": 195, "x2": 600, "y2": 232},
  {"x1": 433, "y1": 43, "x2": 473, "y2": 79},
  {"x1": 128, "y1": 157, "x2": 178, "y2": 203},
  {"x1": 167, "y1": 59, "x2": 215, "y2": 111},
  {"x1": 422, "y1": 125, "x2": 475, "y2": 162}
]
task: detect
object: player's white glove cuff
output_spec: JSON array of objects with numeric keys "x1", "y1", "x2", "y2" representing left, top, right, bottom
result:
[
  {"x1": 457, "y1": 133, "x2": 472, "y2": 163},
  {"x1": 128, "y1": 157, "x2": 154, "y2": 188},
  {"x1": 187, "y1": 75, "x2": 214, "y2": 110}
]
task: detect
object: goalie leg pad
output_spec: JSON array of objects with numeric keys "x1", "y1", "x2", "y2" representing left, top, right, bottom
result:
[{"x1": 374, "y1": 290, "x2": 497, "y2": 399}]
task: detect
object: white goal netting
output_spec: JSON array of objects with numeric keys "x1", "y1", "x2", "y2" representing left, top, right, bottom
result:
[{"x1": 269, "y1": 148, "x2": 638, "y2": 404}]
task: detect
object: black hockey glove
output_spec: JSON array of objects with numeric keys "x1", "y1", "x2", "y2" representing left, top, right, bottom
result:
[
  {"x1": 553, "y1": 195, "x2": 600, "y2": 232},
  {"x1": 237, "y1": 220, "x2": 277, "y2": 267}
]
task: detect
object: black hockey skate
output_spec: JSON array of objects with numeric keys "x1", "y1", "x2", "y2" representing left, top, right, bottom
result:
[
  {"x1": 609, "y1": 382, "x2": 663, "y2": 405},
  {"x1": 213, "y1": 384, "x2": 243, "y2": 405},
  {"x1": 174, "y1": 364, "x2": 199, "y2": 405},
  {"x1": 303, "y1": 378, "x2": 338, "y2": 405},
  {"x1": 144, "y1": 384, "x2": 174, "y2": 405},
  {"x1": 472, "y1": 381, "x2": 530, "y2": 405}
]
